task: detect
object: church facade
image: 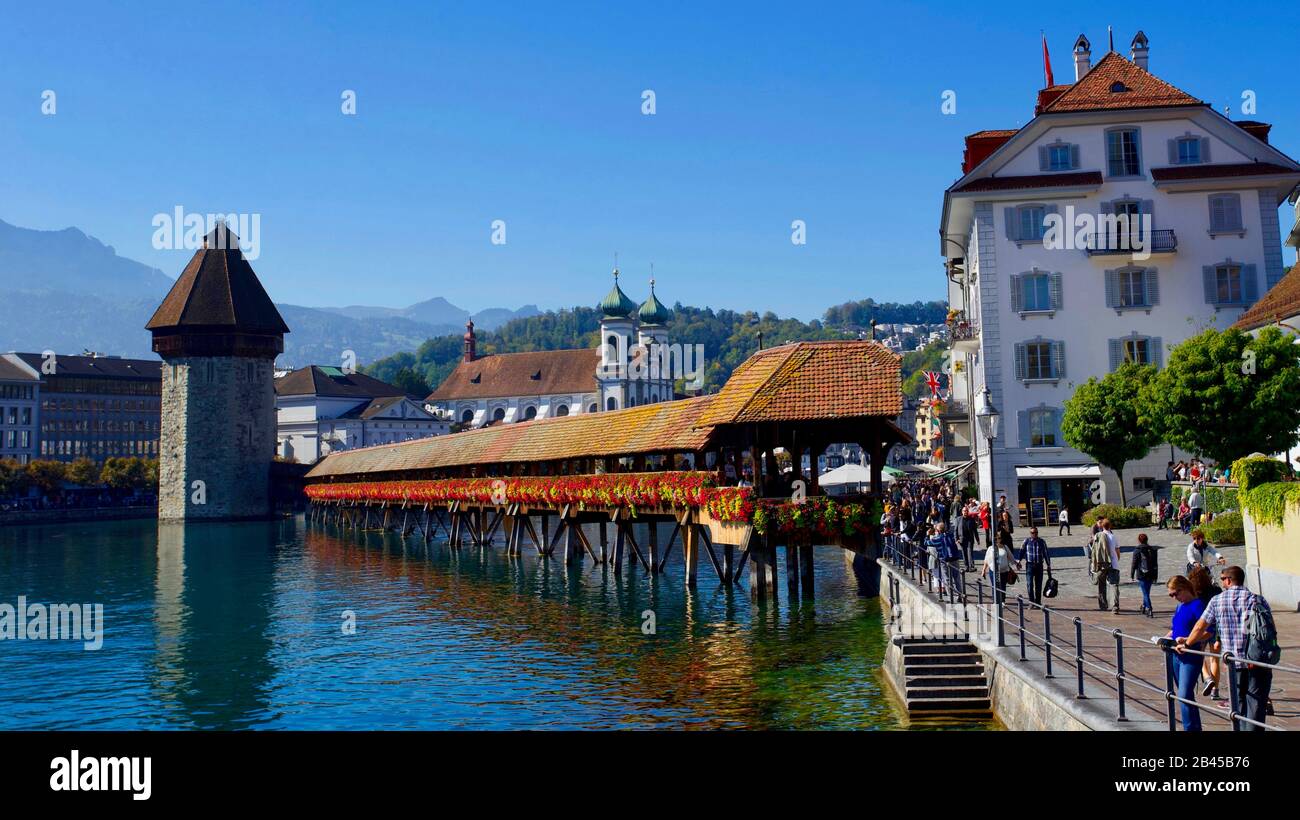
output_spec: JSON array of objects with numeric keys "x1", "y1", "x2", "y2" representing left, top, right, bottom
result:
[{"x1": 426, "y1": 270, "x2": 677, "y2": 426}]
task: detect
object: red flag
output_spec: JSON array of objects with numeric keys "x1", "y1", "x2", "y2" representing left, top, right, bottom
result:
[
  {"x1": 924, "y1": 371, "x2": 941, "y2": 397},
  {"x1": 1042, "y1": 34, "x2": 1055, "y2": 87}
]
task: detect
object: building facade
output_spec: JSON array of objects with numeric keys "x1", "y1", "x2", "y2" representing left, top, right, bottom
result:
[
  {"x1": 427, "y1": 270, "x2": 677, "y2": 424},
  {"x1": 1, "y1": 352, "x2": 160, "y2": 464},
  {"x1": 147, "y1": 225, "x2": 289, "y2": 520},
  {"x1": 0, "y1": 358, "x2": 39, "y2": 465},
  {"x1": 275, "y1": 365, "x2": 449, "y2": 464},
  {"x1": 941, "y1": 32, "x2": 1300, "y2": 524}
]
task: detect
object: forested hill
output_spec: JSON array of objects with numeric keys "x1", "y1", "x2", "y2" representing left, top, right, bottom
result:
[{"x1": 365, "y1": 300, "x2": 948, "y2": 398}]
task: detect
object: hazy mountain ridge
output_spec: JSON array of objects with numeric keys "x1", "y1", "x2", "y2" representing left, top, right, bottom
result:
[{"x1": 0, "y1": 219, "x2": 540, "y2": 364}]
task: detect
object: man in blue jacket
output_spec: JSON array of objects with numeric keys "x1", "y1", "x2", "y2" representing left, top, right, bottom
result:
[
  {"x1": 928, "y1": 522, "x2": 964, "y2": 601},
  {"x1": 1018, "y1": 526, "x2": 1050, "y2": 605}
]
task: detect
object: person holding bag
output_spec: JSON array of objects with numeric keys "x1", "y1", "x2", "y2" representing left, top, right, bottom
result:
[{"x1": 982, "y1": 523, "x2": 1016, "y2": 606}]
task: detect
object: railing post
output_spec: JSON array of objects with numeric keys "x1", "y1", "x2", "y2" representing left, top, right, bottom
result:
[
  {"x1": 1163, "y1": 643, "x2": 1177, "y2": 731},
  {"x1": 1043, "y1": 607, "x2": 1053, "y2": 678},
  {"x1": 995, "y1": 580, "x2": 1005, "y2": 648},
  {"x1": 1114, "y1": 629, "x2": 1127, "y2": 722},
  {"x1": 1017, "y1": 596, "x2": 1026, "y2": 661},
  {"x1": 1073, "y1": 617, "x2": 1086, "y2": 699},
  {"x1": 1225, "y1": 652, "x2": 1242, "y2": 732}
]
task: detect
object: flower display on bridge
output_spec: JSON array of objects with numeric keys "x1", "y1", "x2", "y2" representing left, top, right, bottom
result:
[{"x1": 306, "y1": 472, "x2": 878, "y2": 540}]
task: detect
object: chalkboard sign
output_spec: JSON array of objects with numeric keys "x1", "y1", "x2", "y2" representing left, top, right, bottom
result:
[{"x1": 1029, "y1": 497, "x2": 1049, "y2": 527}]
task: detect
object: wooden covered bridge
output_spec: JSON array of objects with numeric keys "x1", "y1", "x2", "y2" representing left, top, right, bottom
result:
[{"x1": 304, "y1": 340, "x2": 910, "y2": 599}]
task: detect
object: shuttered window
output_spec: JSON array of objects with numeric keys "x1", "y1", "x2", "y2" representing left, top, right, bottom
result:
[{"x1": 1209, "y1": 194, "x2": 1243, "y2": 233}]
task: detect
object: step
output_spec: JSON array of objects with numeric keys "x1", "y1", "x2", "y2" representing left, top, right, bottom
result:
[
  {"x1": 907, "y1": 697, "x2": 992, "y2": 713},
  {"x1": 905, "y1": 674, "x2": 988, "y2": 688},
  {"x1": 902, "y1": 651, "x2": 982, "y2": 666},
  {"x1": 906, "y1": 686, "x2": 990, "y2": 700},
  {"x1": 900, "y1": 641, "x2": 978, "y2": 656},
  {"x1": 903, "y1": 662, "x2": 985, "y2": 677}
]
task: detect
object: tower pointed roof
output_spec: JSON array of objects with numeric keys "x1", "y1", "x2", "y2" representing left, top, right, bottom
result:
[
  {"x1": 146, "y1": 224, "x2": 289, "y2": 335},
  {"x1": 598, "y1": 267, "x2": 638, "y2": 318},
  {"x1": 638, "y1": 278, "x2": 671, "y2": 325}
]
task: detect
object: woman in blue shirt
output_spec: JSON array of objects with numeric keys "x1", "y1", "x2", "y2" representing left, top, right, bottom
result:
[{"x1": 1166, "y1": 575, "x2": 1207, "y2": 731}]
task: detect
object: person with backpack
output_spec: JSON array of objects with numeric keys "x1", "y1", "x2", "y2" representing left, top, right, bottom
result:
[
  {"x1": 1130, "y1": 533, "x2": 1159, "y2": 617},
  {"x1": 1177, "y1": 566, "x2": 1279, "y2": 730}
]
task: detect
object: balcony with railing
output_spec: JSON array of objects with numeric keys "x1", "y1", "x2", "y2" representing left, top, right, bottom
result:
[
  {"x1": 947, "y1": 311, "x2": 980, "y2": 353},
  {"x1": 1084, "y1": 228, "x2": 1177, "y2": 256}
]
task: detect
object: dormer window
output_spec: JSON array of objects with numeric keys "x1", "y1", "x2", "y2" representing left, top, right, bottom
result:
[
  {"x1": 470, "y1": 373, "x2": 481, "y2": 383},
  {"x1": 1110, "y1": 81, "x2": 1130, "y2": 93},
  {"x1": 530, "y1": 370, "x2": 541, "y2": 380}
]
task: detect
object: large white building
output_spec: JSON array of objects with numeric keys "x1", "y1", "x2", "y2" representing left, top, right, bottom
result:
[
  {"x1": 940, "y1": 31, "x2": 1300, "y2": 524},
  {"x1": 274, "y1": 366, "x2": 448, "y2": 464},
  {"x1": 426, "y1": 269, "x2": 677, "y2": 425}
]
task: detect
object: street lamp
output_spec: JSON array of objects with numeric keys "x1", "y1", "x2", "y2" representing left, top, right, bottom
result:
[{"x1": 976, "y1": 385, "x2": 1004, "y2": 645}]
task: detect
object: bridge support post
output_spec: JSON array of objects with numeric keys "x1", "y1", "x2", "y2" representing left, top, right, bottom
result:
[
  {"x1": 647, "y1": 520, "x2": 659, "y2": 575},
  {"x1": 599, "y1": 521, "x2": 608, "y2": 564},
  {"x1": 682, "y1": 513, "x2": 698, "y2": 589},
  {"x1": 786, "y1": 543, "x2": 800, "y2": 598},
  {"x1": 723, "y1": 544, "x2": 735, "y2": 584},
  {"x1": 800, "y1": 541, "x2": 815, "y2": 598}
]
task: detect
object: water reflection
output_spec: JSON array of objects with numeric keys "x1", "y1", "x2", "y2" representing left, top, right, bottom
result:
[{"x1": 0, "y1": 517, "x2": 993, "y2": 730}]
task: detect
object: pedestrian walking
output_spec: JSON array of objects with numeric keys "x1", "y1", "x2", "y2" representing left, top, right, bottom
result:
[
  {"x1": 1089, "y1": 517, "x2": 1120, "y2": 613},
  {"x1": 1057, "y1": 506, "x2": 1070, "y2": 536},
  {"x1": 1130, "y1": 533, "x2": 1159, "y2": 617},
  {"x1": 1177, "y1": 566, "x2": 1278, "y2": 730},
  {"x1": 1165, "y1": 575, "x2": 1206, "y2": 732},
  {"x1": 1018, "y1": 526, "x2": 1050, "y2": 605}
]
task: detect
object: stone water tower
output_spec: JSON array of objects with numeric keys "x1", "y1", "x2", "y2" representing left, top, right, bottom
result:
[{"x1": 146, "y1": 224, "x2": 289, "y2": 520}]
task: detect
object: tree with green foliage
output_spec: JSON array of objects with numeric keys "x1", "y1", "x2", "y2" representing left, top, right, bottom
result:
[
  {"x1": 100, "y1": 457, "x2": 149, "y2": 490},
  {"x1": 389, "y1": 367, "x2": 432, "y2": 398},
  {"x1": 1144, "y1": 327, "x2": 1300, "y2": 467},
  {"x1": 0, "y1": 458, "x2": 29, "y2": 498},
  {"x1": 25, "y1": 459, "x2": 68, "y2": 496},
  {"x1": 1062, "y1": 362, "x2": 1161, "y2": 506},
  {"x1": 66, "y1": 457, "x2": 100, "y2": 487}
]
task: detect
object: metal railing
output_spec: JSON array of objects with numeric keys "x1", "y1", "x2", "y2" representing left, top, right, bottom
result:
[
  {"x1": 880, "y1": 535, "x2": 1296, "y2": 731},
  {"x1": 1083, "y1": 228, "x2": 1178, "y2": 255}
]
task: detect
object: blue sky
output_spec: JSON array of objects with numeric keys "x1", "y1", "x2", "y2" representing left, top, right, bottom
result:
[{"x1": 1, "y1": 1, "x2": 1295, "y2": 320}]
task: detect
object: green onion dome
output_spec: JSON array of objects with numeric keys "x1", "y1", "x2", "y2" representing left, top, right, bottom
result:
[
  {"x1": 638, "y1": 278, "x2": 671, "y2": 325},
  {"x1": 599, "y1": 268, "x2": 639, "y2": 317}
]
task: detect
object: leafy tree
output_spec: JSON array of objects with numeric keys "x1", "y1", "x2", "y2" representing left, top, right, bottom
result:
[
  {"x1": 101, "y1": 457, "x2": 149, "y2": 490},
  {"x1": 0, "y1": 458, "x2": 29, "y2": 497},
  {"x1": 1144, "y1": 327, "x2": 1300, "y2": 467},
  {"x1": 25, "y1": 459, "x2": 68, "y2": 495},
  {"x1": 389, "y1": 367, "x2": 432, "y2": 398},
  {"x1": 1062, "y1": 363, "x2": 1161, "y2": 506},
  {"x1": 67, "y1": 457, "x2": 100, "y2": 487}
]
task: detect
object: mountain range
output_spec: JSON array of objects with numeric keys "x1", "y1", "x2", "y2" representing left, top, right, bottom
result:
[{"x1": 0, "y1": 219, "x2": 538, "y2": 366}]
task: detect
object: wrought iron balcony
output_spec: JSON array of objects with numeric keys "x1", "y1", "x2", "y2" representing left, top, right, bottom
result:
[{"x1": 1084, "y1": 228, "x2": 1177, "y2": 256}]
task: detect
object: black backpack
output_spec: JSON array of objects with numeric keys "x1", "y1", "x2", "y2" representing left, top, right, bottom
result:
[{"x1": 1244, "y1": 596, "x2": 1282, "y2": 665}]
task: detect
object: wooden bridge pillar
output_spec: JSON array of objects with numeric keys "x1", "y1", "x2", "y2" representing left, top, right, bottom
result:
[
  {"x1": 647, "y1": 520, "x2": 659, "y2": 575},
  {"x1": 786, "y1": 543, "x2": 800, "y2": 598},
  {"x1": 682, "y1": 515, "x2": 698, "y2": 588},
  {"x1": 800, "y1": 542, "x2": 815, "y2": 598}
]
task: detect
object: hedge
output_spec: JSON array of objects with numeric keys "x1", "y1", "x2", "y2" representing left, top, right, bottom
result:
[
  {"x1": 1171, "y1": 484, "x2": 1239, "y2": 515},
  {"x1": 1230, "y1": 456, "x2": 1290, "y2": 493},
  {"x1": 1082, "y1": 504, "x2": 1152, "y2": 529},
  {"x1": 1201, "y1": 511, "x2": 1244, "y2": 545}
]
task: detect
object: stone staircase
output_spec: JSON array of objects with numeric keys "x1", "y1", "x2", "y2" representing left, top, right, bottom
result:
[{"x1": 899, "y1": 639, "x2": 992, "y2": 716}]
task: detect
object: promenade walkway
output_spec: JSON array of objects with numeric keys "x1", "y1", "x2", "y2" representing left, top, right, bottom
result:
[{"x1": 887, "y1": 524, "x2": 1298, "y2": 731}]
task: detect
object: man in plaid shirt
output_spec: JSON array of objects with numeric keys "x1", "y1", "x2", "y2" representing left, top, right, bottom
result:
[
  {"x1": 1017, "y1": 527, "x2": 1050, "y2": 604},
  {"x1": 1177, "y1": 565, "x2": 1273, "y2": 730}
]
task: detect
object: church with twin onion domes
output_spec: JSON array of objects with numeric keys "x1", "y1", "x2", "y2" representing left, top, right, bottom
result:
[{"x1": 425, "y1": 268, "x2": 678, "y2": 427}]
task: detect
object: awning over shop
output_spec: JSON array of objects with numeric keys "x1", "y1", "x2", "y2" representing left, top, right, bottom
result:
[{"x1": 1015, "y1": 464, "x2": 1101, "y2": 479}]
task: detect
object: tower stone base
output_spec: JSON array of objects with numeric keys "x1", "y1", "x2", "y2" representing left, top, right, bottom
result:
[{"x1": 158, "y1": 356, "x2": 277, "y2": 521}]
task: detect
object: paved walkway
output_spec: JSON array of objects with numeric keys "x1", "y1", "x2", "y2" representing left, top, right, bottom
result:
[{"x1": 949, "y1": 525, "x2": 1298, "y2": 731}]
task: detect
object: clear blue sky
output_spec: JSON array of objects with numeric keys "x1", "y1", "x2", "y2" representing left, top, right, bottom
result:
[{"x1": 2, "y1": 1, "x2": 1295, "y2": 320}]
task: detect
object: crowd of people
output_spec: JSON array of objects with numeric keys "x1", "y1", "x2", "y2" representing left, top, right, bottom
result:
[{"x1": 880, "y1": 477, "x2": 1281, "y2": 732}]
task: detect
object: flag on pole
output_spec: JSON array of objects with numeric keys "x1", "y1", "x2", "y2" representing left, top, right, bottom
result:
[{"x1": 1042, "y1": 33, "x2": 1054, "y2": 87}]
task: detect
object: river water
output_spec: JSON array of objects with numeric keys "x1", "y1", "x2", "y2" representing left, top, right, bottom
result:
[{"x1": 0, "y1": 517, "x2": 994, "y2": 730}]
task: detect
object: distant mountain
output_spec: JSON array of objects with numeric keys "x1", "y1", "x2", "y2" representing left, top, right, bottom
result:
[
  {"x1": 321, "y1": 298, "x2": 539, "y2": 331},
  {"x1": 0, "y1": 218, "x2": 542, "y2": 365}
]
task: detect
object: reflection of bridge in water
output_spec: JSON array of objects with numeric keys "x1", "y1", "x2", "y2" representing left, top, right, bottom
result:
[{"x1": 305, "y1": 341, "x2": 912, "y2": 601}]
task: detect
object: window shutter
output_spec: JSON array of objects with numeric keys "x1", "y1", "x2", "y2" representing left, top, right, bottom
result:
[
  {"x1": 1004, "y1": 207, "x2": 1019, "y2": 241},
  {"x1": 1009, "y1": 273, "x2": 1023, "y2": 312},
  {"x1": 1051, "y1": 341, "x2": 1065, "y2": 379},
  {"x1": 1069, "y1": 144, "x2": 1080, "y2": 169},
  {"x1": 1018, "y1": 409, "x2": 1031, "y2": 449},
  {"x1": 1049, "y1": 272, "x2": 1063, "y2": 310},
  {"x1": 1050, "y1": 408, "x2": 1063, "y2": 447},
  {"x1": 1108, "y1": 339, "x2": 1122, "y2": 372},
  {"x1": 1014, "y1": 342, "x2": 1027, "y2": 381},
  {"x1": 1151, "y1": 337, "x2": 1163, "y2": 368},
  {"x1": 1209, "y1": 196, "x2": 1224, "y2": 231},
  {"x1": 1228, "y1": 194, "x2": 1242, "y2": 230},
  {"x1": 1144, "y1": 268, "x2": 1159, "y2": 306},
  {"x1": 1140, "y1": 199, "x2": 1154, "y2": 235},
  {"x1": 1202, "y1": 265, "x2": 1217, "y2": 304},
  {"x1": 1199, "y1": 138, "x2": 1211, "y2": 162},
  {"x1": 1243, "y1": 263, "x2": 1259, "y2": 303},
  {"x1": 1038, "y1": 146, "x2": 1050, "y2": 172},
  {"x1": 1167, "y1": 139, "x2": 1178, "y2": 165},
  {"x1": 1104, "y1": 269, "x2": 1118, "y2": 308}
]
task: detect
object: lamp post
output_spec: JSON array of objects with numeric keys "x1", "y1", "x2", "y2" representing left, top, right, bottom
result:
[{"x1": 976, "y1": 385, "x2": 1003, "y2": 645}]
